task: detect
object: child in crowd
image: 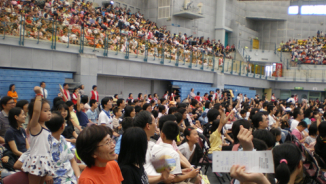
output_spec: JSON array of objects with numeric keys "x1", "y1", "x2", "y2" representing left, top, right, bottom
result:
[
  {"x1": 304, "y1": 122, "x2": 317, "y2": 150},
  {"x1": 45, "y1": 112, "x2": 81, "y2": 184},
  {"x1": 57, "y1": 104, "x2": 78, "y2": 144},
  {"x1": 112, "y1": 107, "x2": 122, "y2": 132},
  {"x1": 178, "y1": 127, "x2": 198, "y2": 163},
  {"x1": 315, "y1": 121, "x2": 326, "y2": 163},
  {"x1": 270, "y1": 127, "x2": 282, "y2": 146},
  {"x1": 292, "y1": 121, "x2": 308, "y2": 143},
  {"x1": 21, "y1": 87, "x2": 53, "y2": 184},
  {"x1": 86, "y1": 99, "x2": 98, "y2": 125}
]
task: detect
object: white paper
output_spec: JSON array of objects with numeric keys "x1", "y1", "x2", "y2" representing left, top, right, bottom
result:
[{"x1": 212, "y1": 151, "x2": 274, "y2": 173}]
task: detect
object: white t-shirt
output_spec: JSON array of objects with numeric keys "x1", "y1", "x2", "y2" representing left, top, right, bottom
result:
[
  {"x1": 151, "y1": 142, "x2": 182, "y2": 175},
  {"x1": 268, "y1": 114, "x2": 276, "y2": 128},
  {"x1": 98, "y1": 111, "x2": 113, "y2": 129},
  {"x1": 178, "y1": 142, "x2": 196, "y2": 161},
  {"x1": 290, "y1": 119, "x2": 299, "y2": 131},
  {"x1": 144, "y1": 141, "x2": 160, "y2": 176}
]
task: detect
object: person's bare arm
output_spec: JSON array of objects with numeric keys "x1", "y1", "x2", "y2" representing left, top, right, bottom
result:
[
  {"x1": 29, "y1": 87, "x2": 42, "y2": 135},
  {"x1": 70, "y1": 118, "x2": 82, "y2": 132},
  {"x1": 0, "y1": 137, "x2": 4, "y2": 144},
  {"x1": 177, "y1": 150, "x2": 191, "y2": 168},
  {"x1": 70, "y1": 158, "x2": 81, "y2": 181}
]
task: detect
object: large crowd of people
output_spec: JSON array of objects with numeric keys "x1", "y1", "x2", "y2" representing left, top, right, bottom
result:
[
  {"x1": 0, "y1": 0, "x2": 235, "y2": 67},
  {"x1": 278, "y1": 31, "x2": 326, "y2": 66},
  {"x1": 0, "y1": 82, "x2": 325, "y2": 184}
]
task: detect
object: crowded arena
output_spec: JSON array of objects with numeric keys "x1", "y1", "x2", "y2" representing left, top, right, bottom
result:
[{"x1": 1, "y1": 0, "x2": 326, "y2": 183}]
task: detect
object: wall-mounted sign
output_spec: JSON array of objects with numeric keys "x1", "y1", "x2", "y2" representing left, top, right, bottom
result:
[{"x1": 294, "y1": 87, "x2": 304, "y2": 90}]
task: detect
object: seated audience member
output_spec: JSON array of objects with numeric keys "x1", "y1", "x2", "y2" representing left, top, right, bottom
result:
[
  {"x1": 86, "y1": 99, "x2": 98, "y2": 125},
  {"x1": 133, "y1": 111, "x2": 174, "y2": 184},
  {"x1": 15, "y1": 100, "x2": 29, "y2": 130},
  {"x1": 76, "y1": 125, "x2": 123, "y2": 184},
  {"x1": 0, "y1": 96, "x2": 15, "y2": 144},
  {"x1": 208, "y1": 109, "x2": 227, "y2": 160},
  {"x1": 98, "y1": 97, "x2": 113, "y2": 128},
  {"x1": 45, "y1": 112, "x2": 80, "y2": 184},
  {"x1": 81, "y1": 96, "x2": 91, "y2": 112},
  {"x1": 231, "y1": 119, "x2": 252, "y2": 150},
  {"x1": 3, "y1": 107, "x2": 29, "y2": 171},
  {"x1": 118, "y1": 127, "x2": 149, "y2": 184},
  {"x1": 76, "y1": 94, "x2": 89, "y2": 128},
  {"x1": 115, "y1": 117, "x2": 134, "y2": 156},
  {"x1": 151, "y1": 121, "x2": 200, "y2": 183},
  {"x1": 252, "y1": 129, "x2": 276, "y2": 150},
  {"x1": 315, "y1": 121, "x2": 326, "y2": 163},
  {"x1": 270, "y1": 128, "x2": 282, "y2": 146},
  {"x1": 178, "y1": 127, "x2": 198, "y2": 163},
  {"x1": 304, "y1": 122, "x2": 317, "y2": 149},
  {"x1": 292, "y1": 121, "x2": 308, "y2": 142},
  {"x1": 57, "y1": 104, "x2": 78, "y2": 144},
  {"x1": 124, "y1": 106, "x2": 136, "y2": 118},
  {"x1": 112, "y1": 107, "x2": 122, "y2": 132},
  {"x1": 252, "y1": 112, "x2": 269, "y2": 130},
  {"x1": 66, "y1": 101, "x2": 82, "y2": 133}
]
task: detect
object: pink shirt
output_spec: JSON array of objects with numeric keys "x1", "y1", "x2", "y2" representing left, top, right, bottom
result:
[{"x1": 292, "y1": 128, "x2": 303, "y2": 140}]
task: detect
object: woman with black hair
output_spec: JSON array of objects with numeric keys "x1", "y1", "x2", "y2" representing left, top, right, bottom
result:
[
  {"x1": 7, "y1": 84, "x2": 18, "y2": 103},
  {"x1": 124, "y1": 105, "x2": 136, "y2": 118},
  {"x1": 57, "y1": 104, "x2": 78, "y2": 144},
  {"x1": 118, "y1": 127, "x2": 149, "y2": 184},
  {"x1": 16, "y1": 100, "x2": 29, "y2": 129}
]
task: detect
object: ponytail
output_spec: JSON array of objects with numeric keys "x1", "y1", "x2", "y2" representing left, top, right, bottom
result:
[{"x1": 275, "y1": 160, "x2": 291, "y2": 184}]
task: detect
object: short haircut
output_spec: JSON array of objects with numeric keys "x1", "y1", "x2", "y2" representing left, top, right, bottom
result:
[
  {"x1": 118, "y1": 127, "x2": 147, "y2": 167},
  {"x1": 158, "y1": 105, "x2": 165, "y2": 112},
  {"x1": 162, "y1": 121, "x2": 179, "y2": 140},
  {"x1": 89, "y1": 99, "x2": 97, "y2": 107},
  {"x1": 101, "y1": 97, "x2": 111, "y2": 109},
  {"x1": 151, "y1": 110, "x2": 158, "y2": 118},
  {"x1": 113, "y1": 107, "x2": 120, "y2": 116},
  {"x1": 160, "y1": 98, "x2": 166, "y2": 103},
  {"x1": 262, "y1": 102, "x2": 269, "y2": 108},
  {"x1": 191, "y1": 99, "x2": 198, "y2": 107},
  {"x1": 63, "y1": 83, "x2": 68, "y2": 87},
  {"x1": 252, "y1": 138, "x2": 268, "y2": 151},
  {"x1": 267, "y1": 105, "x2": 275, "y2": 113},
  {"x1": 197, "y1": 92, "x2": 200, "y2": 95},
  {"x1": 178, "y1": 103, "x2": 187, "y2": 109},
  {"x1": 207, "y1": 108, "x2": 220, "y2": 122},
  {"x1": 308, "y1": 123, "x2": 317, "y2": 136},
  {"x1": 16, "y1": 100, "x2": 29, "y2": 110},
  {"x1": 168, "y1": 107, "x2": 178, "y2": 114},
  {"x1": 121, "y1": 117, "x2": 134, "y2": 131},
  {"x1": 174, "y1": 112, "x2": 183, "y2": 123},
  {"x1": 293, "y1": 108, "x2": 301, "y2": 119},
  {"x1": 298, "y1": 121, "x2": 308, "y2": 128},
  {"x1": 252, "y1": 112, "x2": 264, "y2": 128},
  {"x1": 135, "y1": 105, "x2": 142, "y2": 113},
  {"x1": 142, "y1": 103, "x2": 151, "y2": 111},
  {"x1": 318, "y1": 121, "x2": 326, "y2": 137},
  {"x1": 114, "y1": 94, "x2": 118, "y2": 98},
  {"x1": 0, "y1": 96, "x2": 13, "y2": 110},
  {"x1": 28, "y1": 98, "x2": 49, "y2": 121},
  {"x1": 65, "y1": 101, "x2": 74, "y2": 108},
  {"x1": 92, "y1": 85, "x2": 97, "y2": 90},
  {"x1": 8, "y1": 107, "x2": 23, "y2": 129},
  {"x1": 117, "y1": 98, "x2": 124, "y2": 107},
  {"x1": 240, "y1": 109, "x2": 247, "y2": 115},
  {"x1": 45, "y1": 112, "x2": 65, "y2": 132},
  {"x1": 133, "y1": 111, "x2": 153, "y2": 129},
  {"x1": 40, "y1": 81, "x2": 45, "y2": 86},
  {"x1": 159, "y1": 115, "x2": 177, "y2": 131},
  {"x1": 76, "y1": 125, "x2": 113, "y2": 168},
  {"x1": 253, "y1": 129, "x2": 275, "y2": 148},
  {"x1": 232, "y1": 119, "x2": 252, "y2": 144},
  {"x1": 81, "y1": 95, "x2": 89, "y2": 104}
]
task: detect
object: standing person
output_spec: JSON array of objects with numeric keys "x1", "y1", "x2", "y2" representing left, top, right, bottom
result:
[
  {"x1": 0, "y1": 96, "x2": 16, "y2": 143},
  {"x1": 89, "y1": 85, "x2": 99, "y2": 102},
  {"x1": 71, "y1": 88, "x2": 79, "y2": 105},
  {"x1": 40, "y1": 82, "x2": 48, "y2": 99},
  {"x1": 189, "y1": 88, "x2": 195, "y2": 99},
  {"x1": 76, "y1": 126, "x2": 124, "y2": 184},
  {"x1": 7, "y1": 84, "x2": 18, "y2": 103},
  {"x1": 118, "y1": 127, "x2": 149, "y2": 184},
  {"x1": 79, "y1": 84, "x2": 85, "y2": 96},
  {"x1": 163, "y1": 91, "x2": 169, "y2": 100},
  {"x1": 61, "y1": 83, "x2": 71, "y2": 101},
  {"x1": 21, "y1": 87, "x2": 53, "y2": 184},
  {"x1": 76, "y1": 93, "x2": 89, "y2": 128},
  {"x1": 127, "y1": 93, "x2": 133, "y2": 102},
  {"x1": 194, "y1": 92, "x2": 201, "y2": 102},
  {"x1": 170, "y1": 90, "x2": 177, "y2": 101},
  {"x1": 98, "y1": 97, "x2": 113, "y2": 128},
  {"x1": 271, "y1": 93, "x2": 276, "y2": 102}
]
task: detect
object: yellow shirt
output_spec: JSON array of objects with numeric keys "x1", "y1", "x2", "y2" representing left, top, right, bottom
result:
[
  {"x1": 208, "y1": 130, "x2": 222, "y2": 154},
  {"x1": 70, "y1": 111, "x2": 80, "y2": 126}
]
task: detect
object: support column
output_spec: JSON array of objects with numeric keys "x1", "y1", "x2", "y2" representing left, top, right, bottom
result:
[
  {"x1": 214, "y1": 0, "x2": 226, "y2": 43},
  {"x1": 75, "y1": 54, "x2": 98, "y2": 97}
]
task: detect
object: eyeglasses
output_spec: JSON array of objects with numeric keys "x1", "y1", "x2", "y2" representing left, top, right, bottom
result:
[{"x1": 97, "y1": 138, "x2": 115, "y2": 147}]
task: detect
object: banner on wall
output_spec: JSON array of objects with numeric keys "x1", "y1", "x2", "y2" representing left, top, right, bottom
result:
[{"x1": 273, "y1": 63, "x2": 283, "y2": 77}]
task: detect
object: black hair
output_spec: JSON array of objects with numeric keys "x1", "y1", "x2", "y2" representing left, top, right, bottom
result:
[
  {"x1": 8, "y1": 107, "x2": 23, "y2": 129},
  {"x1": 81, "y1": 95, "x2": 89, "y2": 104},
  {"x1": 318, "y1": 121, "x2": 326, "y2": 137},
  {"x1": 162, "y1": 121, "x2": 179, "y2": 140},
  {"x1": 191, "y1": 99, "x2": 198, "y2": 107},
  {"x1": 207, "y1": 108, "x2": 220, "y2": 122},
  {"x1": 210, "y1": 119, "x2": 221, "y2": 134},
  {"x1": 113, "y1": 107, "x2": 120, "y2": 116},
  {"x1": 28, "y1": 98, "x2": 49, "y2": 121},
  {"x1": 252, "y1": 138, "x2": 268, "y2": 151},
  {"x1": 138, "y1": 93, "x2": 142, "y2": 98},
  {"x1": 65, "y1": 101, "x2": 74, "y2": 108},
  {"x1": 9, "y1": 84, "x2": 15, "y2": 91},
  {"x1": 89, "y1": 99, "x2": 97, "y2": 107},
  {"x1": 178, "y1": 103, "x2": 187, "y2": 109},
  {"x1": 101, "y1": 97, "x2": 111, "y2": 110},
  {"x1": 52, "y1": 97, "x2": 63, "y2": 108},
  {"x1": 114, "y1": 94, "x2": 118, "y2": 98},
  {"x1": 168, "y1": 107, "x2": 178, "y2": 114},
  {"x1": 135, "y1": 105, "x2": 142, "y2": 113},
  {"x1": 124, "y1": 106, "x2": 135, "y2": 117},
  {"x1": 40, "y1": 81, "x2": 45, "y2": 86},
  {"x1": 129, "y1": 93, "x2": 132, "y2": 97},
  {"x1": 184, "y1": 127, "x2": 195, "y2": 142},
  {"x1": 118, "y1": 127, "x2": 147, "y2": 167},
  {"x1": 0, "y1": 96, "x2": 13, "y2": 110},
  {"x1": 45, "y1": 112, "x2": 65, "y2": 132},
  {"x1": 142, "y1": 103, "x2": 151, "y2": 111},
  {"x1": 122, "y1": 117, "x2": 134, "y2": 131},
  {"x1": 240, "y1": 109, "x2": 247, "y2": 115},
  {"x1": 252, "y1": 129, "x2": 275, "y2": 148},
  {"x1": 232, "y1": 119, "x2": 252, "y2": 144},
  {"x1": 273, "y1": 143, "x2": 301, "y2": 184},
  {"x1": 76, "y1": 125, "x2": 113, "y2": 168},
  {"x1": 308, "y1": 122, "x2": 317, "y2": 136},
  {"x1": 270, "y1": 128, "x2": 281, "y2": 138},
  {"x1": 298, "y1": 121, "x2": 308, "y2": 128},
  {"x1": 158, "y1": 115, "x2": 177, "y2": 131},
  {"x1": 117, "y1": 98, "x2": 124, "y2": 107},
  {"x1": 177, "y1": 108, "x2": 186, "y2": 116},
  {"x1": 304, "y1": 108, "x2": 313, "y2": 118},
  {"x1": 63, "y1": 83, "x2": 68, "y2": 87},
  {"x1": 174, "y1": 112, "x2": 183, "y2": 123},
  {"x1": 158, "y1": 105, "x2": 165, "y2": 113},
  {"x1": 73, "y1": 87, "x2": 78, "y2": 93},
  {"x1": 16, "y1": 100, "x2": 29, "y2": 110},
  {"x1": 205, "y1": 101, "x2": 211, "y2": 109},
  {"x1": 267, "y1": 105, "x2": 275, "y2": 113},
  {"x1": 56, "y1": 103, "x2": 71, "y2": 121},
  {"x1": 160, "y1": 98, "x2": 166, "y2": 104},
  {"x1": 197, "y1": 92, "x2": 200, "y2": 95},
  {"x1": 293, "y1": 108, "x2": 302, "y2": 119},
  {"x1": 151, "y1": 110, "x2": 158, "y2": 119},
  {"x1": 92, "y1": 85, "x2": 97, "y2": 90},
  {"x1": 252, "y1": 112, "x2": 264, "y2": 128},
  {"x1": 133, "y1": 111, "x2": 153, "y2": 129}
]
